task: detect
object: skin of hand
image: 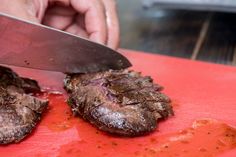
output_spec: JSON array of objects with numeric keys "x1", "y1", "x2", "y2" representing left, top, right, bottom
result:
[{"x1": 0, "y1": 0, "x2": 120, "y2": 49}]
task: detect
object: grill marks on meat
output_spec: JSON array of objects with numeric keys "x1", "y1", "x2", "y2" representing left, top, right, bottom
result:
[
  {"x1": 0, "y1": 66, "x2": 48, "y2": 144},
  {"x1": 64, "y1": 70, "x2": 173, "y2": 136}
]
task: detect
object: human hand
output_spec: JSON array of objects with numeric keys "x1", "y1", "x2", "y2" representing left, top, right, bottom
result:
[{"x1": 0, "y1": 0, "x2": 120, "y2": 49}]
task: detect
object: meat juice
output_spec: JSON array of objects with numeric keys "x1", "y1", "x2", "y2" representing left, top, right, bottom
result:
[{"x1": 41, "y1": 93, "x2": 236, "y2": 157}]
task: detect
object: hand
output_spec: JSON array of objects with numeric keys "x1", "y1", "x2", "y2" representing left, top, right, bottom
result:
[{"x1": 0, "y1": 0, "x2": 120, "y2": 49}]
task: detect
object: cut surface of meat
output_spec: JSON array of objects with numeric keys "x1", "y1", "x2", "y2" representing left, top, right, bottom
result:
[
  {"x1": 0, "y1": 66, "x2": 48, "y2": 144},
  {"x1": 64, "y1": 70, "x2": 173, "y2": 136}
]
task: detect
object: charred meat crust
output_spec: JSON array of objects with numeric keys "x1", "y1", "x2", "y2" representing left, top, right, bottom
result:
[
  {"x1": 0, "y1": 66, "x2": 41, "y2": 93},
  {"x1": 0, "y1": 66, "x2": 48, "y2": 144},
  {"x1": 65, "y1": 70, "x2": 173, "y2": 136}
]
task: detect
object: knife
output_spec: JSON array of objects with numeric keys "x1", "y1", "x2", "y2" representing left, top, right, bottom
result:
[{"x1": 0, "y1": 12, "x2": 131, "y2": 73}]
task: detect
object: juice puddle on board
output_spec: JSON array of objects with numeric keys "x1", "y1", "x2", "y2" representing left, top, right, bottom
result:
[
  {"x1": 38, "y1": 92, "x2": 78, "y2": 131},
  {"x1": 57, "y1": 119, "x2": 236, "y2": 157},
  {"x1": 39, "y1": 93, "x2": 236, "y2": 157}
]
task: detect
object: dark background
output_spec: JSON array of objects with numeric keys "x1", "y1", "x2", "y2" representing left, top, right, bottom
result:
[{"x1": 117, "y1": 0, "x2": 236, "y2": 66}]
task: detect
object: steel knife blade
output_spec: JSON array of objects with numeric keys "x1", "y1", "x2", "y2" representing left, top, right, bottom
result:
[{"x1": 0, "y1": 12, "x2": 131, "y2": 73}]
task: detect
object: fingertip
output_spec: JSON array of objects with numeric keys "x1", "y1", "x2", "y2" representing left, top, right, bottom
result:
[
  {"x1": 109, "y1": 37, "x2": 120, "y2": 50},
  {"x1": 107, "y1": 22, "x2": 120, "y2": 50},
  {"x1": 71, "y1": 0, "x2": 108, "y2": 45},
  {"x1": 89, "y1": 31, "x2": 106, "y2": 45},
  {"x1": 102, "y1": 0, "x2": 120, "y2": 50},
  {"x1": 65, "y1": 23, "x2": 89, "y2": 38}
]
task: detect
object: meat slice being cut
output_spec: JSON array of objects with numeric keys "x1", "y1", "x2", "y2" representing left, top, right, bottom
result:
[
  {"x1": 0, "y1": 66, "x2": 48, "y2": 144},
  {"x1": 64, "y1": 70, "x2": 173, "y2": 136}
]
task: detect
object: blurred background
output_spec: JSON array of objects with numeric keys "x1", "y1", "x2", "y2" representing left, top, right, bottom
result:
[{"x1": 116, "y1": 0, "x2": 236, "y2": 66}]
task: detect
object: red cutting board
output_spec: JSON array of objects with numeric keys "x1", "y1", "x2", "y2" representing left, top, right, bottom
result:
[{"x1": 0, "y1": 49, "x2": 236, "y2": 157}]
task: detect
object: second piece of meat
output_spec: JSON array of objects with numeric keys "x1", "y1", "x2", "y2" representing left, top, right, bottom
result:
[
  {"x1": 0, "y1": 66, "x2": 48, "y2": 144},
  {"x1": 64, "y1": 70, "x2": 173, "y2": 136}
]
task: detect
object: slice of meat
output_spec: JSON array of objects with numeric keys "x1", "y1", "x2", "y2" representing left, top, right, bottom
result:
[
  {"x1": 64, "y1": 69, "x2": 173, "y2": 136},
  {"x1": 0, "y1": 66, "x2": 48, "y2": 144},
  {"x1": 0, "y1": 66, "x2": 41, "y2": 93},
  {"x1": 0, "y1": 88, "x2": 47, "y2": 144}
]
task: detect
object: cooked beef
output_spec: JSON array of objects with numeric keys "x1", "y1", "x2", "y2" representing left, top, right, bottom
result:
[
  {"x1": 64, "y1": 70, "x2": 173, "y2": 136},
  {"x1": 0, "y1": 66, "x2": 48, "y2": 144},
  {"x1": 0, "y1": 66, "x2": 41, "y2": 93}
]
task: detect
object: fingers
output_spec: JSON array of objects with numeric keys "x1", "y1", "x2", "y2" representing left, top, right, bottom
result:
[
  {"x1": 70, "y1": 0, "x2": 120, "y2": 49},
  {"x1": 33, "y1": 0, "x2": 48, "y2": 22},
  {"x1": 44, "y1": 0, "x2": 120, "y2": 50},
  {"x1": 65, "y1": 14, "x2": 89, "y2": 38},
  {"x1": 8, "y1": 0, "x2": 120, "y2": 50},
  {"x1": 0, "y1": 0, "x2": 120, "y2": 50},
  {"x1": 65, "y1": 23, "x2": 89, "y2": 38},
  {"x1": 71, "y1": 0, "x2": 107, "y2": 45},
  {"x1": 42, "y1": 0, "x2": 90, "y2": 38},
  {"x1": 101, "y1": 0, "x2": 120, "y2": 49},
  {"x1": 42, "y1": 5, "x2": 76, "y2": 30}
]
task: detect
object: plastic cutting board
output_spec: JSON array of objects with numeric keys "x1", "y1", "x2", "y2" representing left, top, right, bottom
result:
[{"x1": 0, "y1": 49, "x2": 236, "y2": 157}]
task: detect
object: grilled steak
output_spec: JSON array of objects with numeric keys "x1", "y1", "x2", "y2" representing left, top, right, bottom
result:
[
  {"x1": 64, "y1": 70, "x2": 173, "y2": 136},
  {"x1": 0, "y1": 66, "x2": 41, "y2": 93},
  {"x1": 0, "y1": 66, "x2": 48, "y2": 144}
]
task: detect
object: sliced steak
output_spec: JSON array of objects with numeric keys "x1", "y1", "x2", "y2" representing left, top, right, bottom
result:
[
  {"x1": 64, "y1": 70, "x2": 173, "y2": 136},
  {"x1": 0, "y1": 66, "x2": 48, "y2": 144},
  {"x1": 0, "y1": 66, "x2": 41, "y2": 93}
]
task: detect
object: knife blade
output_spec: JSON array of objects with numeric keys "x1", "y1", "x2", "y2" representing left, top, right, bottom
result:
[{"x1": 0, "y1": 12, "x2": 131, "y2": 73}]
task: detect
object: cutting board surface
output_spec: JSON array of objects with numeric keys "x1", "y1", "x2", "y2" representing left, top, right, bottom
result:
[{"x1": 0, "y1": 50, "x2": 236, "y2": 157}]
